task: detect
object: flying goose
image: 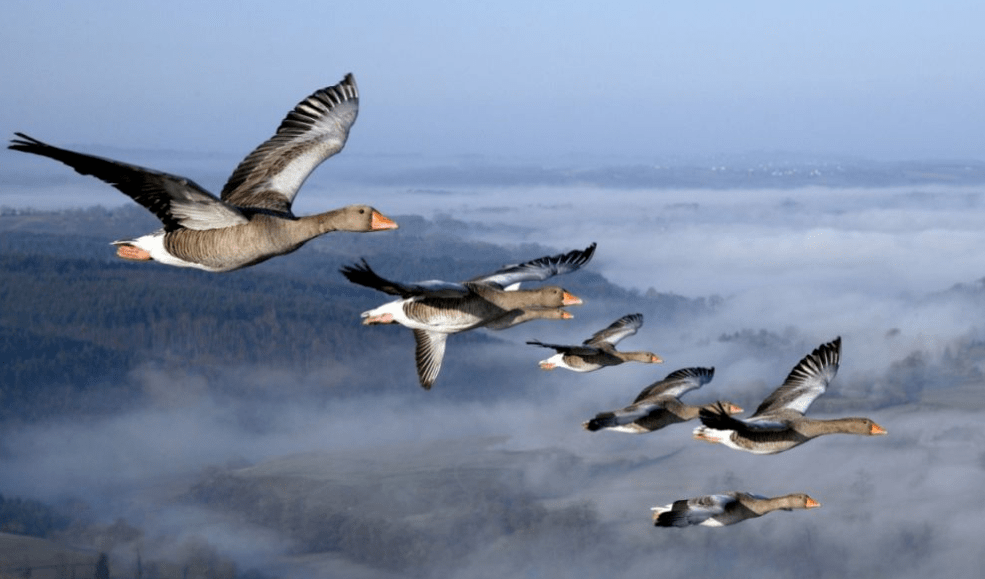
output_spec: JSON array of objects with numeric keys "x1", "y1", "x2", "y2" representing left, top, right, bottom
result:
[
  {"x1": 652, "y1": 491, "x2": 820, "y2": 527},
  {"x1": 340, "y1": 243, "x2": 596, "y2": 389},
  {"x1": 693, "y1": 337, "x2": 887, "y2": 454},
  {"x1": 583, "y1": 367, "x2": 743, "y2": 433},
  {"x1": 527, "y1": 313, "x2": 662, "y2": 372},
  {"x1": 8, "y1": 74, "x2": 397, "y2": 272}
]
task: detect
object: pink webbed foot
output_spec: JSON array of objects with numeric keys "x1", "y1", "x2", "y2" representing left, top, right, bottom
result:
[
  {"x1": 362, "y1": 313, "x2": 396, "y2": 325},
  {"x1": 116, "y1": 244, "x2": 152, "y2": 261}
]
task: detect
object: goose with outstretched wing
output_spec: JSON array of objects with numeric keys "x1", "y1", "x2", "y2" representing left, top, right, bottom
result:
[
  {"x1": 693, "y1": 337, "x2": 886, "y2": 454},
  {"x1": 8, "y1": 73, "x2": 396, "y2": 272},
  {"x1": 527, "y1": 313, "x2": 662, "y2": 372}
]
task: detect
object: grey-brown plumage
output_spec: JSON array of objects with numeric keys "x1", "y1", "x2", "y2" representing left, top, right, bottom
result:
[
  {"x1": 409, "y1": 307, "x2": 573, "y2": 388},
  {"x1": 340, "y1": 244, "x2": 595, "y2": 389},
  {"x1": 8, "y1": 74, "x2": 397, "y2": 272},
  {"x1": 652, "y1": 492, "x2": 820, "y2": 527},
  {"x1": 693, "y1": 337, "x2": 887, "y2": 454},
  {"x1": 527, "y1": 313, "x2": 662, "y2": 372},
  {"x1": 583, "y1": 367, "x2": 743, "y2": 433},
  {"x1": 483, "y1": 307, "x2": 573, "y2": 330}
]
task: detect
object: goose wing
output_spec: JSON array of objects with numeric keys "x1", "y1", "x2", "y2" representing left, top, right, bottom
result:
[
  {"x1": 583, "y1": 400, "x2": 665, "y2": 431},
  {"x1": 414, "y1": 330, "x2": 448, "y2": 390},
  {"x1": 653, "y1": 494, "x2": 735, "y2": 527},
  {"x1": 470, "y1": 242, "x2": 596, "y2": 290},
  {"x1": 8, "y1": 133, "x2": 247, "y2": 232},
  {"x1": 584, "y1": 313, "x2": 642, "y2": 347},
  {"x1": 525, "y1": 339, "x2": 601, "y2": 356},
  {"x1": 220, "y1": 73, "x2": 359, "y2": 213},
  {"x1": 753, "y1": 337, "x2": 841, "y2": 417},
  {"x1": 340, "y1": 259, "x2": 469, "y2": 298},
  {"x1": 698, "y1": 402, "x2": 795, "y2": 433},
  {"x1": 634, "y1": 367, "x2": 714, "y2": 403}
]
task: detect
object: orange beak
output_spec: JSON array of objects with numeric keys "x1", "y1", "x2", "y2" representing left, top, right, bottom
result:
[
  {"x1": 561, "y1": 291, "x2": 582, "y2": 306},
  {"x1": 651, "y1": 354, "x2": 663, "y2": 363},
  {"x1": 560, "y1": 311, "x2": 574, "y2": 319},
  {"x1": 870, "y1": 423, "x2": 887, "y2": 435},
  {"x1": 371, "y1": 211, "x2": 398, "y2": 231},
  {"x1": 805, "y1": 497, "x2": 821, "y2": 508}
]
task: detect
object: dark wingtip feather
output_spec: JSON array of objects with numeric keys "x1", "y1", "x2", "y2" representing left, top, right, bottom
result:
[
  {"x1": 339, "y1": 258, "x2": 373, "y2": 282},
  {"x1": 698, "y1": 402, "x2": 734, "y2": 428},
  {"x1": 339, "y1": 258, "x2": 410, "y2": 296},
  {"x1": 8, "y1": 132, "x2": 46, "y2": 152},
  {"x1": 583, "y1": 412, "x2": 616, "y2": 432},
  {"x1": 568, "y1": 242, "x2": 596, "y2": 266},
  {"x1": 341, "y1": 72, "x2": 358, "y2": 97},
  {"x1": 653, "y1": 510, "x2": 688, "y2": 528},
  {"x1": 653, "y1": 499, "x2": 695, "y2": 527},
  {"x1": 662, "y1": 366, "x2": 715, "y2": 384},
  {"x1": 815, "y1": 336, "x2": 841, "y2": 359}
]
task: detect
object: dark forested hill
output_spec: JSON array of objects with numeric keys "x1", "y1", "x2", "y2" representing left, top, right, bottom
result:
[{"x1": 0, "y1": 206, "x2": 713, "y2": 421}]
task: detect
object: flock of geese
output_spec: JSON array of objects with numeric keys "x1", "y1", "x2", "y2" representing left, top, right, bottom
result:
[{"x1": 8, "y1": 73, "x2": 887, "y2": 529}]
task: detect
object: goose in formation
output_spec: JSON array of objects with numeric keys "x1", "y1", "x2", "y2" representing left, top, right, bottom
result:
[
  {"x1": 583, "y1": 367, "x2": 743, "y2": 433},
  {"x1": 526, "y1": 313, "x2": 662, "y2": 372},
  {"x1": 8, "y1": 73, "x2": 397, "y2": 272},
  {"x1": 652, "y1": 491, "x2": 820, "y2": 527},
  {"x1": 693, "y1": 337, "x2": 887, "y2": 454},
  {"x1": 340, "y1": 243, "x2": 596, "y2": 389}
]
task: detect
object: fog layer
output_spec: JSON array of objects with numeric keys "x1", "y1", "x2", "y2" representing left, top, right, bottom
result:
[{"x1": 2, "y1": 171, "x2": 984, "y2": 577}]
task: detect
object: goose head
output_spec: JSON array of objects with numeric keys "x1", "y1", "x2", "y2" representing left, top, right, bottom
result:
[{"x1": 330, "y1": 204, "x2": 398, "y2": 232}]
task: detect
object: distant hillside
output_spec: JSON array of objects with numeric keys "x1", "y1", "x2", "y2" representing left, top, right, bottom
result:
[
  {"x1": 348, "y1": 157, "x2": 985, "y2": 189},
  {"x1": 0, "y1": 206, "x2": 714, "y2": 421},
  {"x1": 0, "y1": 533, "x2": 98, "y2": 579},
  {"x1": 184, "y1": 445, "x2": 599, "y2": 575}
]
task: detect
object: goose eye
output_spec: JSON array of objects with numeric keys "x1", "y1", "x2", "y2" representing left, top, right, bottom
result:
[{"x1": 359, "y1": 209, "x2": 366, "y2": 214}]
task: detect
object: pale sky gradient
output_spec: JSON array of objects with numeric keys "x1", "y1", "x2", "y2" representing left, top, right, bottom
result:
[{"x1": 2, "y1": 0, "x2": 984, "y2": 162}]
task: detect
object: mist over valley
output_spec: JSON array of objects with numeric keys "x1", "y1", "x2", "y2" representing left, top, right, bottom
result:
[{"x1": 2, "y1": 159, "x2": 984, "y2": 577}]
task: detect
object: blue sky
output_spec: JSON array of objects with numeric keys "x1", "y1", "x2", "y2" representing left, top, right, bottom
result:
[{"x1": 2, "y1": 0, "x2": 984, "y2": 161}]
